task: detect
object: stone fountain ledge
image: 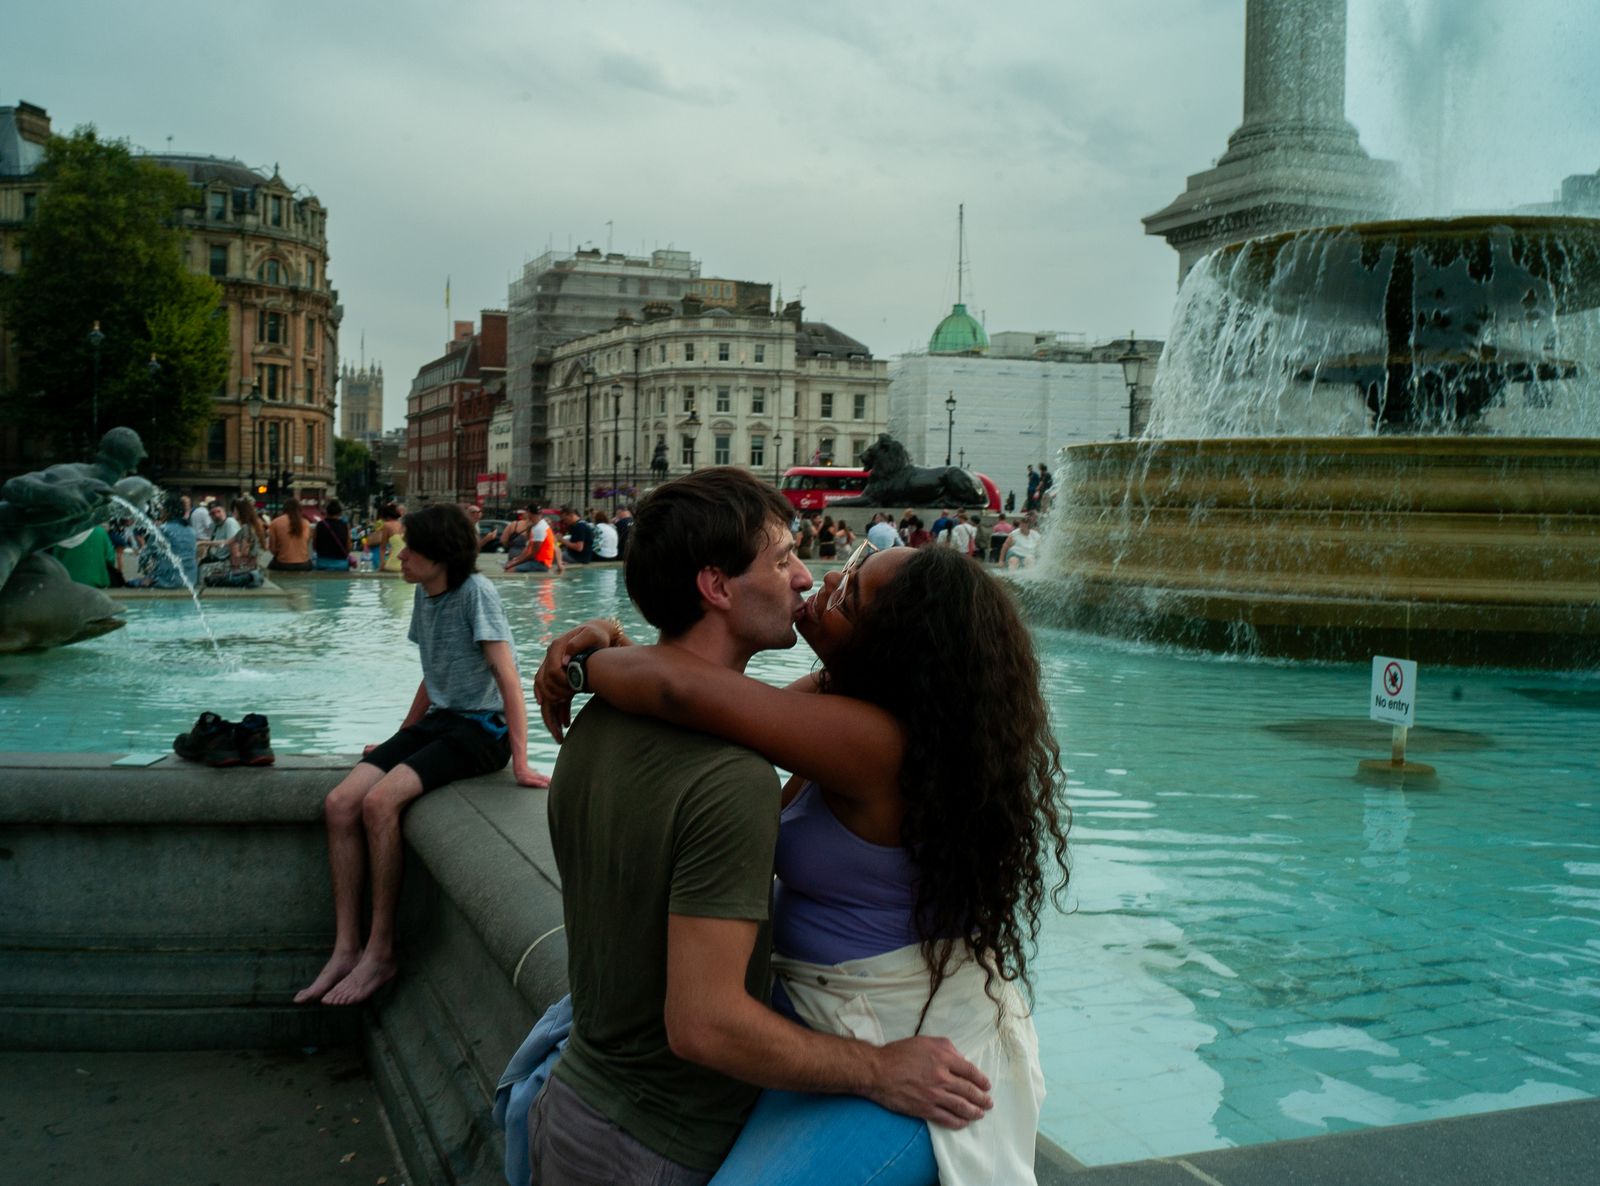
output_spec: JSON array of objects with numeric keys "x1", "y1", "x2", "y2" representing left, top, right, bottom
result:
[{"x1": 3, "y1": 756, "x2": 1593, "y2": 1185}]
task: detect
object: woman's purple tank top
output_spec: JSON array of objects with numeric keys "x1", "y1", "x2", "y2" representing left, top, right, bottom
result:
[{"x1": 771, "y1": 782, "x2": 922, "y2": 965}]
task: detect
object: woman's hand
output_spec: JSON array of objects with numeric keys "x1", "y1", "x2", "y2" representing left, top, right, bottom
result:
[
  {"x1": 512, "y1": 759, "x2": 551, "y2": 788},
  {"x1": 533, "y1": 618, "x2": 625, "y2": 742}
]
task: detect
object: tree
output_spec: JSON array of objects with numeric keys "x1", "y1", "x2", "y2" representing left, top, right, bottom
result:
[
  {"x1": 0, "y1": 128, "x2": 229, "y2": 464},
  {"x1": 335, "y1": 436, "x2": 372, "y2": 508}
]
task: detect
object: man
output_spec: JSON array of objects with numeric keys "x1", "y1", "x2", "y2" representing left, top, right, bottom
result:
[
  {"x1": 929, "y1": 507, "x2": 954, "y2": 542},
  {"x1": 945, "y1": 510, "x2": 977, "y2": 557},
  {"x1": 970, "y1": 512, "x2": 991, "y2": 562},
  {"x1": 1025, "y1": 465, "x2": 1040, "y2": 512},
  {"x1": 612, "y1": 505, "x2": 634, "y2": 557},
  {"x1": 532, "y1": 469, "x2": 988, "y2": 1184},
  {"x1": 560, "y1": 507, "x2": 594, "y2": 564},
  {"x1": 865, "y1": 512, "x2": 900, "y2": 552},
  {"x1": 1036, "y1": 462, "x2": 1054, "y2": 511},
  {"x1": 187, "y1": 495, "x2": 212, "y2": 537},
  {"x1": 506, "y1": 511, "x2": 561, "y2": 574},
  {"x1": 294, "y1": 504, "x2": 548, "y2": 1007},
  {"x1": 200, "y1": 501, "x2": 239, "y2": 563}
]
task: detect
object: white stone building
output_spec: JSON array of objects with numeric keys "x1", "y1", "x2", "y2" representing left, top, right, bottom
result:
[{"x1": 544, "y1": 299, "x2": 888, "y2": 506}]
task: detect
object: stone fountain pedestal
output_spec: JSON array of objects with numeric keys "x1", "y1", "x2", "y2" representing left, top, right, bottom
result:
[{"x1": 1049, "y1": 436, "x2": 1600, "y2": 668}]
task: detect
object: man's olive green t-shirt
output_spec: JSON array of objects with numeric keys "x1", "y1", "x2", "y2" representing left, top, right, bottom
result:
[{"x1": 547, "y1": 698, "x2": 779, "y2": 1173}]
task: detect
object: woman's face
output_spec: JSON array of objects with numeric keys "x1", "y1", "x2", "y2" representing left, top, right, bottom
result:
[{"x1": 796, "y1": 547, "x2": 912, "y2": 662}]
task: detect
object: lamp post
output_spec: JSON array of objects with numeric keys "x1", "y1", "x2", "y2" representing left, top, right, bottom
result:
[
  {"x1": 87, "y1": 321, "x2": 105, "y2": 442},
  {"x1": 1118, "y1": 332, "x2": 1147, "y2": 439},
  {"x1": 772, "y1": 430, "x2": 783, "y2": 485},
  {"x1": 610, "y1": 382, "x2": 623, "y2": 512},
  {"x1": 944, "y1": 391, "x2": 957, "y2": 465},
  {"x1": 582, "y1": 363, "x2": 596, "y2": 513},
  {"x1": 245, "y1": 383, "x2": 263, "y2": 502},
  {"x1": 685, "y1": 405, "x2": 702, "y2": 472},
  {"x1": 454, "y1": 422, "x2": 464, "y2": 503}
]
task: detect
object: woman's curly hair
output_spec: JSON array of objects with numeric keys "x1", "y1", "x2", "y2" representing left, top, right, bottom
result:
[{"x1": 820, "y1": 546, "x2": 1070, "y2": 1017}]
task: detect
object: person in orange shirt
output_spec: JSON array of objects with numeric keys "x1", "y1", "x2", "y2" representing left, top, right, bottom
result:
[{"x1": 268, "y1": 497, "x2": 315, "y2": 571}]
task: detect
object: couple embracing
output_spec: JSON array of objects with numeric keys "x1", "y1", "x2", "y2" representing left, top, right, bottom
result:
[{"x1": 519, "y1": 468, "x2": 1070, "y2": 1186}]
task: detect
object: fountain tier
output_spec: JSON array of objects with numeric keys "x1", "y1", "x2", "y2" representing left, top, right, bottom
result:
[{"x1": 1053, "y1": 435, "x2": 1600, "y2": 668}]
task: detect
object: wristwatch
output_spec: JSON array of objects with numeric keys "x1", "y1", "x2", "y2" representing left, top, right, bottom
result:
[{"x1": 565, "y1": 647, "x2": 600, "y2": 693}]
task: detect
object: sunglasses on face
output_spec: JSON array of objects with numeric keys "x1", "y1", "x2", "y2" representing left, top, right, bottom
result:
[{"x1": 825, "y1": 540, "x2": 878, "y2": 613}]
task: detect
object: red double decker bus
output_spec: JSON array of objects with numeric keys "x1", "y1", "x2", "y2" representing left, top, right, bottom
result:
[{"x1": 778, "y1": 467, "x2": 1000, "y2": 513}]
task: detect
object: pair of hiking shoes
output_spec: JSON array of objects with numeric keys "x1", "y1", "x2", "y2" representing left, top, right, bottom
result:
[{"x1": 173, "y1": 711, "x2": 275, "y2": 767}]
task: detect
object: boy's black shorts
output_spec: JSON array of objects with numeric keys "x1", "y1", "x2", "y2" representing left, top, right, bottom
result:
[{"x1": 362, "y1": 710, "x2": 511, "y2": 792}]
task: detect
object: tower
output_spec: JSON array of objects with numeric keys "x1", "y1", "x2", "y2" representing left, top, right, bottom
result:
[{"x1": 1143, "y1": 0, "x2": 1398, "y2": 280}]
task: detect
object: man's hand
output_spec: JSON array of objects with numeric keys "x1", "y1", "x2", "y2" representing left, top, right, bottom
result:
[
  {"x1": 865, "y1": 1036, "x2": 993, "y2": 1130},
  {"x1": 512, "y1": 760, "x2": 551, "y2": 789},
  {"x1": 532, "y1": 621, "x2": 615, "y2": 742}
]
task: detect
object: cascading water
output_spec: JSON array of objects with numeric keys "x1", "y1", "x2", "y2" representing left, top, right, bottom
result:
[
  {"x1": 1043, "y1": 217, "x2": 1600, "y2": 669},
  {"x1": 111, "y1": 495, "x2": 232, "y2": 670}
]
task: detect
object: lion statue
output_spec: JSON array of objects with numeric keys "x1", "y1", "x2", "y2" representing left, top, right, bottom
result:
[{"x1": 833, "y1": 434, "x2": 986, "y2": 508}]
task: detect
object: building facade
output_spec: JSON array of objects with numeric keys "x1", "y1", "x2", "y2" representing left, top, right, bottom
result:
[
  {"x1": 542, "y1": 298, "x2": 888, "y2": 507},
  {"x1": 505, "y1": 247, "x2": 704, "y2": 501},
  {"x1": 339, "y1": 361, "x2": 383, "y2": 443},
  {"x1": 405, "y1": 313, "x2": 506, "y2": 505},
  {"x1": 889, "y1": 332, "x2": 1162, "y2": 507},
  {"x1": 0, "y1": 102, "x2": 341, "y2": 499}
]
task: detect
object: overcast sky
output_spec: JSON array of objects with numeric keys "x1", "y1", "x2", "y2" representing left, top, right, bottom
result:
[{"x1": 11, "y1": 1, "x2": 1599, "y2": 429}]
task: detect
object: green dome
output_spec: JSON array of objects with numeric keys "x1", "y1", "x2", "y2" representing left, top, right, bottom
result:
[{"x1": 928, "y1": 302, "x2": 989, "y2": 354}]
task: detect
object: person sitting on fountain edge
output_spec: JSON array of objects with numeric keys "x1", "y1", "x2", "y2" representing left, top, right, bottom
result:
[{"x1": 295, "y1": 503, "x2": 549, "y2": 1007}]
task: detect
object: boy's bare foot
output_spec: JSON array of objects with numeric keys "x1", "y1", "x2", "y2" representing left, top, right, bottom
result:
[
  {"x1": 321, "y1": 954, "x2": 397, "y2": 1006},
  {"x1": 293, "y1": 951, "x2": 360, "y2": 1004}
]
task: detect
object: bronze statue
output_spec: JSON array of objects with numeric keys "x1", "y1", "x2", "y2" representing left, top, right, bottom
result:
[{"x1": 833, "y1": 434, "x2": 986, "y2": 509}]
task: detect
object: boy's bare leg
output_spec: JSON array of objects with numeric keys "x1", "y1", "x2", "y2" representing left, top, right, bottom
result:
[
  {"x1": 322, "y1": 764, "x2": 428, "y2": 1006},
  {"x1": 294, "y1": 762, "x2": 386, "y2": 1004}
]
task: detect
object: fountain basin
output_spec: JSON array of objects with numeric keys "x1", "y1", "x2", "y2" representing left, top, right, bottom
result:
[{"x1": 1053, "y1": 436, "x2": 1600, "y2": 666}]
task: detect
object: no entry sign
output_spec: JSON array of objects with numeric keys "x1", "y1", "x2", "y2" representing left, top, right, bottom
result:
[{"x1": 1370, "y1": 656, "x2": 1418, "y2": 727}]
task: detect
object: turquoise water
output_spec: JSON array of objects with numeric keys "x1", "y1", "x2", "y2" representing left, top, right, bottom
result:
[{"x1": 2, "y1": 570, "x2": 1597, "y2": 1166}]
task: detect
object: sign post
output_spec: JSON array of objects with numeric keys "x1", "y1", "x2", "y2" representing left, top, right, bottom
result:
[{"x1": 1357, "y1": 656, "x2": 1437, "y2": 786}]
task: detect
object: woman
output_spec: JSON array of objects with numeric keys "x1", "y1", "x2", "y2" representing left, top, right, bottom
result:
[
  {"x1": 816, "y1": 515, "x2": 837, "y2": 560},
  {"x1": 206, "y1": 496, "x2": 267, "y2": 587},
  {"x1": 366, "y1": 503, "x2": 405, "y2": 572},
  {"x1": 999, "y1": 513, "x2": 1040, "y2": 569},
  {"x1": 312, "y1": 499, "x2": 353, "y2": 570},
  {"x1": 536, "y1": 543, "x2": 1069, "y2": 1185},
  {"x1": 268, "y1": 497, "x2": 314, "y2": 572}
]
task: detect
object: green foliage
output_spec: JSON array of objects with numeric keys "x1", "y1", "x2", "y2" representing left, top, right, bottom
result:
[
  {"x1": 334, "y1": 436, "x2": 372, "y2": 506},
  {"x1": 0, "y1": 127, "x2": 230, "y2": 462}
]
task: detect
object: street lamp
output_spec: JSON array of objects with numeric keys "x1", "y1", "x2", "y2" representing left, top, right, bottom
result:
[
  {"x1": 1118, "y1": 332, "x2": 1148, "y2": 439},
  {"x1": 944, "y1": 391, "x2": 957, "y2": 466},
  {"x1": 454, "y1": 422, "x2": 464, "y2": 502},
  {"x1": 772, "y1": 430, "x2": 783, "y2": 485},
  {"x1": 684, "y1": 405, "x2": 702, "y2": 472},
  {"x1": 87, "y1": 321, "x2": 105, "y2": 441},
  {"x1": 582, "y1": 363, "x2": 596, "y2": 513},
  {"x1": 245, "y1": 383, "x2": 263, "y2": 500},
  {"x1": 610, "y1": 382, "x2": 623, "y2": 512}
]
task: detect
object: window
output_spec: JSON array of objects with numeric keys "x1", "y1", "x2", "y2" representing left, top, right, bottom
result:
[
  {"x1": 750, "y1": 435, "x2": 766, "y2": 467},
  {"x1": 684, "y1": 342, "x2": 695, "y2": 361},
  {"x1": 716, "y1": 385, "x2": 731, "y2": 413},
  {"x1": 305, "y1": 315, "x2": 316, "y2": 352},
  {"x1": 305, "y1": 424, "x2": 316, "y2": 467},
  {"x1": 820, "y1": 392, "x2": 834, "y2": 419},
  {"x1": 818, "y1": 437, "x2": 835, "y2": 462},
  {"x1": 258, "y1": 311, "x2": 285, "y2": 344},
  {"x1": 853, "y1": 392, "x2": 867, "y2": 420},
  {"x1": 269, "y1": 195, "x2": 283, "y2": 227},
  {"x1": 23, "y1": 191, "x2": 39, "y2": 220},
  {"x1": 658, "y1": 343, "x2": 666, "y2": 362},
  {"x1": 680, "y1": 434, "x2": 695, "y2": 466},
  {"x1": 305, "y1": 364, "x2": 316, "y2": 399},
  {"x1": 207, "y1": 421, "x2": 227, "y2": 462},
  {"x1": 751, "y1": 387, "x2": 765, "y2": 415},
  {"x1": 718, "y1": 342, "x2": 730, "y2": 361},
  {"x1": 852, "y1": 438, "x2": 867, "y2": 462},
  {"x1": 258, "y1": 364, "x2": 284, "y2": 400},
  {"x1": 754, "y1": 344, "x2": 765, "y2": 363},
  {"x1": 306, "y1": 259, "x2": 316, "y2": 288},
  {"x1": 618, "y1": 279, "x2": 628, "y2": 293},
  {"x1": 208, "y1": 244, "x2": 227, "y2": 278},
  {"x1": 657, "y1": 388, "x2": 666, "y2": 414},
  {"x1": 681, "y1": 387, "x2": 695, "y2": 414},
  {"x1": 714, "y1": 434, "x2": 731, "y2": 465},
  {"x1": 266, "y1": 421, "x2": 280, "y2": 464},
  {"x1": 639, "y1": 280, "x2": 651, "y2": 296},
  {"x1": 258, "y1": 259, "x2": 282, "y2": 284},
  {"x1": 207, "y1": 191, "x2": 227, "y2": 221},
  {"x1": 793, "y1": 391, "x2": 801, "y2": 417}
]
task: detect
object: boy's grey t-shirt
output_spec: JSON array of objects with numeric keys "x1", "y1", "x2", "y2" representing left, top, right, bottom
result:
[{"x1": 407, "y1": 573, "x2": 513, "y2": 712}]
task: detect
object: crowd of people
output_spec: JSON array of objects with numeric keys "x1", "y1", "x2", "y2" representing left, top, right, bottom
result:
[{"x1": 792, "y1": 505, "x2": 1044, "y2": 569}]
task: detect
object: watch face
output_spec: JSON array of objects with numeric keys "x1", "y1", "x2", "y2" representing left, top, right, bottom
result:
[{"x1": 566, "y1": 660, "x2": 584, "y2": 692}]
